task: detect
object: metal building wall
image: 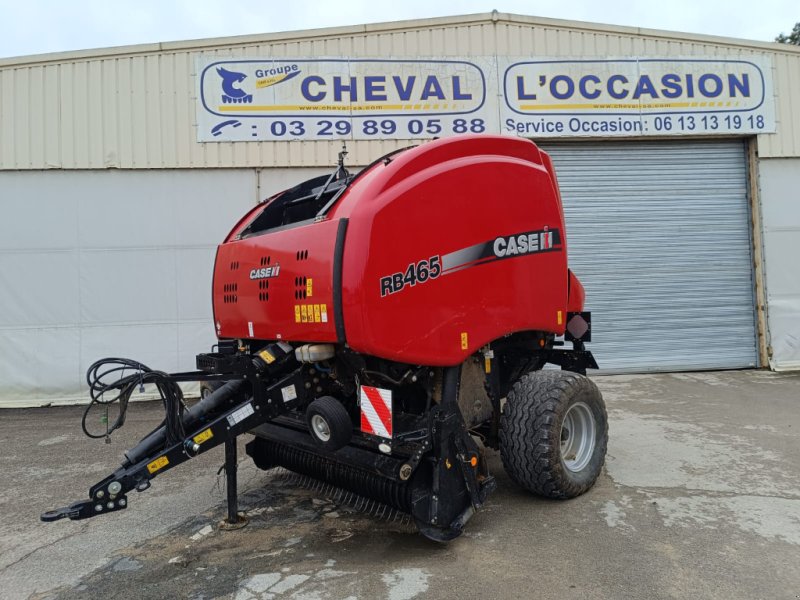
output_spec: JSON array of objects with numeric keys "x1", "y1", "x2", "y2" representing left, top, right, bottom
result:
[
  {"x1": 0, "y1": 12, "x2": 799, "y2": 402},
  {"x1": 1, "y1": 13, "x2": 799, "y2": 171}
]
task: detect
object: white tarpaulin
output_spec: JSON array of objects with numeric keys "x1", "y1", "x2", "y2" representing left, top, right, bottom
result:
[
  {"x1": 0, "y1": 170, "x2": 258, "y2": 407},
  {"x1": 759, "y1": 158, "x2": 800, "y2": 370}
]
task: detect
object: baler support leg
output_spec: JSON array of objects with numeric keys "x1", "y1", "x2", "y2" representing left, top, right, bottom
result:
[{"x1": 220, "y1": 437, "x2": 247, "y2": 529}]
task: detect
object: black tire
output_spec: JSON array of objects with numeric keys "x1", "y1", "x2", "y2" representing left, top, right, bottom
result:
[
  {"x1": 305, "y1": 396, "x2": 353, "y2": 451},
  {"x1": 499, "y1": 370, "x2": 607, "y2": 499}
]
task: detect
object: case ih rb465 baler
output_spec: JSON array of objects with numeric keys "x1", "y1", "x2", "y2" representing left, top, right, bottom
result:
[{"x1": 43, "y1": 135, "x2": 606, "y2": 541}]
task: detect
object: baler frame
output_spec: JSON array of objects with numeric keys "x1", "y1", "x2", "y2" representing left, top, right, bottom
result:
[{"x1": 42, "y1": 326, "x2": 593, "y2": 540}]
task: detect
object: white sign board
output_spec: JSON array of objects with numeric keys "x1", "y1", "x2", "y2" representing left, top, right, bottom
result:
[
  {"x1": 196, "y1": 56, "x2": 775, "y2": 141},
  {"x1": 498, "y1": 57, "x2": 775, "y2": 137},
  {"x1": 197, "y1": 58, "x2": 497, "y2": 141}
]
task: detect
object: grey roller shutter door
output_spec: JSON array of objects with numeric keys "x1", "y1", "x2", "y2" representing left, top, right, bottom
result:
[{"x1": 539, "y1": 139, "x2": 758, "y2": 372}]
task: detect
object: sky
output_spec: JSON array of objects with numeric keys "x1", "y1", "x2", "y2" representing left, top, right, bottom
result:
[{"x1": 0, "y1": 0, "x2": 796, "y2": 59}]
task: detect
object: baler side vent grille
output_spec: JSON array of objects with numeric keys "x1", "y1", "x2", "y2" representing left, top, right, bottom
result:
[
  {"x1": 259, "y1": 256, "x2": 272, "y2": 267},
  {"x1": 294, "y1": 276, "x2": 308, "y2": 300},
  {"x1": 257, "y1": 279, "x2": 270, "y2": 302},
  {"x1": 222, "y1": 282, "x2": 239, "y2": 304},
  {"x1": 296, "y1": 250, "x2": 309, "y2": 261},
  {"x1": 229, "y1": 261, "x2": 240, "y2": 270}
]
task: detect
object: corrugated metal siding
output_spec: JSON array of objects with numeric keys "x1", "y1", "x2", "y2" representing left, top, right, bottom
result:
[
  {"x1": 0, "y1": 14, "x2": 799, "y2": 170},
  {"x1": 540, "y1": 139, "x2": 758, "y2": 371},
  {"x1": 769, "y1": 51, "x2": 800, "y2": 156}
]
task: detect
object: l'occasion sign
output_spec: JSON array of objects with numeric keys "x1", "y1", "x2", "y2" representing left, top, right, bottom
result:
[
  {"x1": 499, "y1": 57, "x2": 775, "y2": 137},
  {"x1": 196, "y1": 56, "x2": 774, "y2": 141}
]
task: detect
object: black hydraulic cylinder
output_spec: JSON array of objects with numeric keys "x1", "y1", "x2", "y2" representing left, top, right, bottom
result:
[{"x1": 123, "y1": 380, "x2": 246, "y2": 466}]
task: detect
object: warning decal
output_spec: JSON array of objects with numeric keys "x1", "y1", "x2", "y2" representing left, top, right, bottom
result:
[
  {"x1": 360, "y1": 386, "x2": 393, "y2": 439},
  {"x1": 294, "y1": 303, "x2": 329, "y2": 324},
  {"x1": 146, "y1": 456, "x2": 169, "y2": 474},
  {"x1": 227, "y1": 402, "x2": 255, "y2": 426},
  {"x1": 193, "y1": 428, "x2": 214, "y2": 445},
  {"x1": 281, "y1": 384, "x2": 298, "y2": 403}
]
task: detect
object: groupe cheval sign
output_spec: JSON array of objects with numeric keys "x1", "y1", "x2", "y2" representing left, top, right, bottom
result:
[{"x1": 196, "y1": 56, "x2": 774, "y2": 141}]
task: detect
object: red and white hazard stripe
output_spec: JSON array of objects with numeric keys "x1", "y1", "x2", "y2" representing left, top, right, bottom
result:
[{"x1": 360, "y1": 385, "x2": 392, "y2": 439}]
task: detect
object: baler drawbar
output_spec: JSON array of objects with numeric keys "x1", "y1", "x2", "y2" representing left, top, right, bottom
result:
[{"x1": 42, "y1": 135, "x2": 606, "y2": 541}]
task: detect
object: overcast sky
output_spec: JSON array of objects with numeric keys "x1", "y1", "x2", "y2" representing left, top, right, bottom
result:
[{"x1": 0, "y1": 0, "x2": 796, "y2": 59}]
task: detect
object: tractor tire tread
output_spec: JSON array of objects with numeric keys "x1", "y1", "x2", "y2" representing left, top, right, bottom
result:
[{"x1": 499, "y1": 370, "x2": 607, "y2": 499}]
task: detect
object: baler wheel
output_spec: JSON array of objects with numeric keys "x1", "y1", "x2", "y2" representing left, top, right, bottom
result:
[
  {"x1": 305, "y1": 396, "x2": 353, "y2": 451},
  {"x1": 499, "y1": 370, "x2": 607, "y2": 499}
]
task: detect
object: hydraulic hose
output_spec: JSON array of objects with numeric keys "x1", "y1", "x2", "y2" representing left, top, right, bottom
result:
[{"x1": 123, "y1": 380, "x2": 246, "y2": 466}]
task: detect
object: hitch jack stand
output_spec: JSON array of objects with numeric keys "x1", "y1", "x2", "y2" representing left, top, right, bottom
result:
[{"x1": 219, "y1": 438, "x2": 248, "y2": 530}]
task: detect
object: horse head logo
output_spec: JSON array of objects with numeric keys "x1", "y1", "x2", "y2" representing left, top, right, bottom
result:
[{"x1": 217, "y1": 67, "x2": 253, "y2": 104}]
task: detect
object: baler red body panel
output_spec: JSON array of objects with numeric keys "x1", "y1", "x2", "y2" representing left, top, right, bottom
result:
[
  {"x1": 212, "y1": 135, "x2": 581, "y2": 366},
  {"x1": 214, "y1": 218, "x2": 340, "y2": 342}
]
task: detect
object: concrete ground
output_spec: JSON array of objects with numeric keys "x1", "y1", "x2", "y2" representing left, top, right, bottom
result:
[{"x1": 1, "y1": 370, "x2": 799, "y2": 600}]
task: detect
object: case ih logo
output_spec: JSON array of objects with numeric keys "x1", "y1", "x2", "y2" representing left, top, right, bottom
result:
[
  {"x1": 249, "y1": 265, "x2": 281, "y2": 280},
  {"x1": 493, "y1": 228, "x2": 555, "y2": 257}
]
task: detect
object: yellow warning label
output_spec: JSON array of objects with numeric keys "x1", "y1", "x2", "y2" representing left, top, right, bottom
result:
[
  {"x1": 557, "y1": 310, "x2": 563, "y2": 325},
  {"x1": 193, "y1": 428, "x2": 214, "y2": 445},
  {"x1": 484, "y1": 356, "x2": 492, "y2": 373},
  {"x1": 258, "y1": 349, "x2": 276, "y2": 364},
  {"x1": 294, "y1": 304, "x2": 331, "y2": 325},
  {"x1": 306, "y1": 278, "x2": 313, "y2": 297},
  {"x1": 146, "y1": 455, "x2": 169, "y2": 474},
  {"x1": 461, "y1": 332, "x2": 469, "y2": 350}
]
